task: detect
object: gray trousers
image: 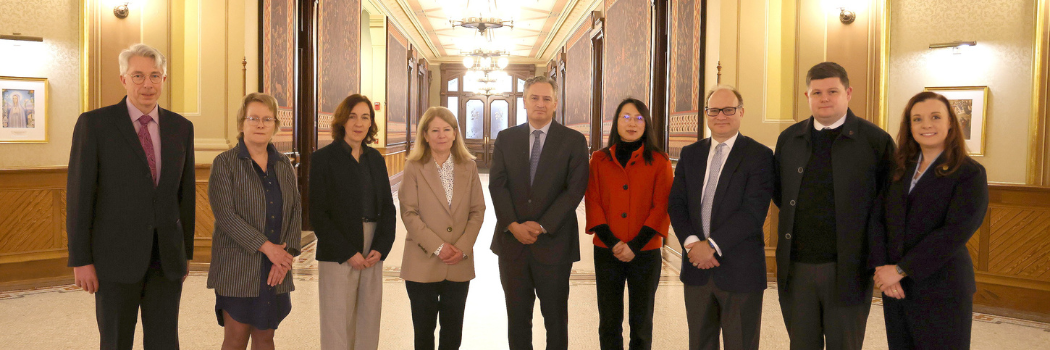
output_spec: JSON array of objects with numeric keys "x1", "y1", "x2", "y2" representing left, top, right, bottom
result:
[
  {"x1": 778, "y1": 262, "x2": 872, "y2": 350},
  {"x1": 319, "y1": 222, "x2": 384, "y2": 350},
  {"x1": 684, "y1": 280, "x2": 764, "y2": 350}
]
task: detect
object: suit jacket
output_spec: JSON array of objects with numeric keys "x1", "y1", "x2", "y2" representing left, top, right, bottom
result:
[
  {"x1": 669, "y1": 134, "x2": 773, "y2": 292},
  {"x1": 488, "y1": 121, "x2": 589, "y2": 265},
  {"x1": 67, "y1": 97, "x2": 196, "y2": 283},
  {"x1": 206, "y1": 143, "x2": 302, "y2": 297},
  {"x1": 869, "y1": 155, "x2": 988, "y2": 300},
  {"x1": 309, "y1": 139, "x2": 397, "y2": 262},
  {"x1": 584, "y1": 145, "x2": 672, "y2": 250},
  {"x1": 399, "y1": 157, "x2": 486, "y2": 283},
  {"x1": 773, "y1": 109, "x2": 896, "y2": 305}
]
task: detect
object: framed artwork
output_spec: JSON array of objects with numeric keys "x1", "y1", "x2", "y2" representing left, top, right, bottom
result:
[
  {"x1": 0, "y1": 76, "x2": 48, "y2": 143},
  {"x1": 924, "y1": 86, "x2": 989, "y2": 156}
]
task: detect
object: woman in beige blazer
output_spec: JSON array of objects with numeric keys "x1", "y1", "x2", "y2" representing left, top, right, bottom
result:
[{"x1": 400, "y1": 106, "x2": 486, "y2": 350}]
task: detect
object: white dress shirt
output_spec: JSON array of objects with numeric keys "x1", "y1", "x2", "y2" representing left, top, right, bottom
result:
[
  {"x1": 813, "y1": 113, "x2": 847, "y2": 131},
  {"x1": 683, "y1": 132, "x2": 739, "y2": 256}
]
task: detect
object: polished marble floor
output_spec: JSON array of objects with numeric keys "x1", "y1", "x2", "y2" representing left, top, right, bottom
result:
[{"x1": 2, "y1": 174, "x2": 1049, "y2": 349}]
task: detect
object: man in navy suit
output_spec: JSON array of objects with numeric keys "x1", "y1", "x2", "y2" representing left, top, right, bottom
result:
[
  {"x1": 67, "y1": 44, "x2": 196, "y2": 350},
  {"x1": 669, "y1": 86, "x2": 774, "y2": 350}
]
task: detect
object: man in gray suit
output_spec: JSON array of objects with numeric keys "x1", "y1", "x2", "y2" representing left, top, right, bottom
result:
[{"x1": 489, "y1": 76, "x2": 589, "y2": 350}]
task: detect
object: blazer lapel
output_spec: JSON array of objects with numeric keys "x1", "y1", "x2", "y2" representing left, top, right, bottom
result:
[
  {"x1": 712, "y1": 136, "x2": 747, "y2": 215},
  {"x1": 276, "y1": 156, "x2": 298, "y2": 241},
  {"x1": 421, "y1": 159, "x2": 452, "y2": 215},
  {"x1": 908, "y1": 153, "x2": 946, "y2": 201},
  {"x1": 450, "y1": 160, "x2": 469, "y2": 215},
  {"x1": 157, "y1": 109, "x2": 182, "y2": 189}
]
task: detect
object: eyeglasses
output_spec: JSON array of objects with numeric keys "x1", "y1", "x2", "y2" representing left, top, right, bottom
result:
[
  {"x1": 246, "y1": 116, "x2": 277, "y2": 125},
  {"x1": 621, "y1": 114, "x2": 645, "y2": 123},
  {"x1": 128, "y1": 73, "x2": 164, "y2": 85},
  {"x1": 704, "y1": 105, "x2": 742, "y2": 116}
]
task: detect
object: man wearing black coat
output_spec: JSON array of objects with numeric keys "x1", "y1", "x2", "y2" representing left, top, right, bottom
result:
[
  {"x1": 773, "y1": 62, "x2": 895, "y2": 350},
  {"x1": 67, "y1": 44, "x2": 195, "y2": 350}
]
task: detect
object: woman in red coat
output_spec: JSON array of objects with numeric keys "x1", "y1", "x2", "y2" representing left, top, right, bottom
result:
[{"x1": 585, "y1": 98, "x2": 673, "y2": 350}]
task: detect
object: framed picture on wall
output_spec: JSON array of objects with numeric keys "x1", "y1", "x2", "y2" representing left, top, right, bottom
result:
[
  {"x1": 0, "y1": 76, "x2": 48, "y2": 143},
  {"x1": 924, "y1": 86, "x2": 989, "y2": 156}
]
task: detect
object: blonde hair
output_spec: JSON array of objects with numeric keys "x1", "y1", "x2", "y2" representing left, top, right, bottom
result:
[
  {"x1": 118, "y1": 44, "x2": 167, "y2": 76},
  {"x1": 407, "y1": 107, "x2": 475, "y2": 163},
  {"x1": 236, "y1": 92, "x2": 281, "y2": 139}
]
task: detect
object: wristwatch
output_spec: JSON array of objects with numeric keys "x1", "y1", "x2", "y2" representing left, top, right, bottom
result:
[{"x1": 896, "y1": 265, "x2": 908, "y2": 277}]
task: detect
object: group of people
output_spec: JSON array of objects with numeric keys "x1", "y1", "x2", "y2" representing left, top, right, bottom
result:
[{"x1": 66, "y1": 43, "x2": 987, "y2": 350}]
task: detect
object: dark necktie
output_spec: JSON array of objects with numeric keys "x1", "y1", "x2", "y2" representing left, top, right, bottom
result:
[
  {"x1": 529, "y1": 129, "x2": 543, "y2": 184},
  {"x1": 137, "y1": 115, "x2": 158, "y2": 186}
]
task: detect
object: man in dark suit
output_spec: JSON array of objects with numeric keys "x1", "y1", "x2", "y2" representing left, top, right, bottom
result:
[
  {"x1": 669, "y1": 86, "x2": 773, "y2": 350},
  {"x1": 773, "y1": 62, "x2": 895, "y2": 350},
  {"x1": 67, "y1": 43, "x2": 196, "y2": 350},
  {"x1": 489, "y1": 76, "x2": 589, "y2": 350}
]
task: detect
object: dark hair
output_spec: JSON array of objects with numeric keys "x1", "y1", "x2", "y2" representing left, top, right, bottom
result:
[
  {"x1": 806, "y1": 62, "x2": 850, "y2": 89},
  {"x1": 331, "y1": 94, "x2": 378, "y2": 145},
  {"x1": 893, "y1": 91, "x2": 970, "y2": 181},
  {"x1": 602, "y1": 98, "x2": 664, "y2": 165}
]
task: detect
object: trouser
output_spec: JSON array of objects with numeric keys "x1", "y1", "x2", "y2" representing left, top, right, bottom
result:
[
  {"x1": 683, "y1": 279, "x2": 763, "y2": 350},
  {"x1": 594, "y1": 247, "x2": 662, "y2": 350},
  {"x1": 96, "y1": 265, "x2": 183, "y2": 349},
  {"x1": 405, "y1": 280, "x2": 471, "y2": 350},
  {"x1": 319, "y1": 222, "x2": 384, "y2": 350},
  {"x1": 778, "y1": 262, "x2": 872, "y2": 350},
  {"x1": 498, "y1": 252, "x2": 572, "y2": 350}
]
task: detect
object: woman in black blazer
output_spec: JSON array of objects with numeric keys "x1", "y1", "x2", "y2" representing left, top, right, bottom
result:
[
  {"x1": 207, "y1": 92, "x2": 302, "y2": 350},
  {"x1": 870, "y1": 91, "x2": 988, "y2": 349},
  {"x1": 309, "y1": 94, "x2": 396, "y2": 350}
]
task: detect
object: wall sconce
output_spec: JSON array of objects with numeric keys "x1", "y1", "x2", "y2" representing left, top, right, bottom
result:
[
  {"x1": 114, "y1": 1, "x2": 131, "y2": 19},
  {"x1": 838, "y1": 8, "x2": 856, "y2": 24},
  {"x1": 930, "y1": 41, "x2": 977, "y2": 54}
]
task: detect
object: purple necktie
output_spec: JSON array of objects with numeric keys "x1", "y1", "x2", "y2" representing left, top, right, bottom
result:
[{"x1": 137, "y1": 115, "x2": 158, "y2": 186}]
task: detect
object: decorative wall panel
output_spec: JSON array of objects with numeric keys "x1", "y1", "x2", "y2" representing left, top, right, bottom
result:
[
  {"x1": 386, "y1": 22, "x2": 409, "y2": 146},
  {"x1": 317, "y1": 0, "x2": 362, "y2": 148},
  {"x1": 988, "y1": 207, "x2": 1050, "y2": 281},
  {"x1": 668, "y1": 0, "x2": 702, "y2": 159},
  {"x1": 263, "y1": 0, "x2": 297, "y2": 153},
  {"x1": 0, "y1": 190, "x2": 56, "y2": 254},
  {"x1": 565, "y1": 24, "x2": 593, "y2": 144},
  {"x1": 603, "y1": 0, "x2": 651, "y2": 147}
]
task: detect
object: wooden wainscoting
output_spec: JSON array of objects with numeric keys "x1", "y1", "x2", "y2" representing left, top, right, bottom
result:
[
  {"x1": 378, "y1": 144, "x2": 407, "y2": 190},
  {"x1": 0, "y1": 154, "x2": 410, "y2": 291},
  {"x1": 0, "y1": 166, "x2": 216, "y2": 291}
]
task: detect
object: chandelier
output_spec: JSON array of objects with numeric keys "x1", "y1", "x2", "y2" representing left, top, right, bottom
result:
[
  {"x1": 466, "y1": 70, "x2": 510, "y2": 96},
  {"x1": 443, "y1": 0, "x2": 518, "y2": 42}
]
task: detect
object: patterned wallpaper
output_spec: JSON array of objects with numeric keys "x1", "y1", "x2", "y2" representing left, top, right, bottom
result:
[
  {"x1": 0, "y1": 0, "x2": 80, "y2": 168},
  {"x1": 603, "y1": 0, "x2": 652, "y2": 148},
  {"x1": 887, "y1": 0, "x2": 1037, "y2": 183},
  {"x1": 386, "y1": 25, "x2": 409, "y2": 146},
  {"x1": 263, "y1": 0, "x2": 296, "y2": 153},
  {"x1": 565, "y1": 25, "x2": 593, "y2": 145},
  {"x1": 317, "y1": 0, "x2": 362, "y2": 148},
  {"x1": 667, "y1": 0, "x2": 702, "y2": 160}
]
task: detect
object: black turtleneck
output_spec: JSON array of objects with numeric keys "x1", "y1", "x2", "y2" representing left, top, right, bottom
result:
[{"x1": 615, "y1": 139, "x2": 644, "y2": 167}]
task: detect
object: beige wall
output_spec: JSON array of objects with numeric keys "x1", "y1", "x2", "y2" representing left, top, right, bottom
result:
[
  {"x1": 0, "y1": 0, "x2": 81, "y2": 168},
  {"x1": 887, "y1": 0, "x2": 1038, "y2": 184},
  {"x1": 707, "y1": 0, "x2": 884, "y2": 150}
]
